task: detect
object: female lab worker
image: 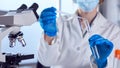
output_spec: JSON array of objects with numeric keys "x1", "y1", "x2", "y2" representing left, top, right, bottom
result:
[{"x1": 38, "y1": 0, "x2": 120, "y2": 68}]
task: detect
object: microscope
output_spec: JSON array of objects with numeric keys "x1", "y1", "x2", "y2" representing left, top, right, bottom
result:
[{"x1": 0, "y1": 3, "x2": 39, "y2": 68}]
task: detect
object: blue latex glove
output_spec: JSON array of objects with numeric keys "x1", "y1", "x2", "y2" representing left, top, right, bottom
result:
[
  {"x1": 39, "y1": 7, "x2": 57, "y2": 37},
  {"x1": 89, "y1": 34, "x2": 114, "y2": 68}
]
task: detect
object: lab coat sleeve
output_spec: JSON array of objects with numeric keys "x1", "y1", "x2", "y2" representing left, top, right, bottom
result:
[
  {"x1": 105, "y1": 24, "x2": 120, "y2": 68},
  {"x1": 38, "y1": 34, "x2": 61, "y2": 66},
  {"x1": 38, "y1": 17, "x2": 63, "y2": 66}
]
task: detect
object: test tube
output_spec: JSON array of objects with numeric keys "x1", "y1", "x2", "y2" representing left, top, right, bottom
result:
[
  {"x1": 91, "y1": 46, "x2": 100, "y2": 59},
  {"x1": 89, "y1": 45, "x2": 100, "y2": 68},
  {"x1": 89, "y1": 35, "x2": 102, "y2": 68}
]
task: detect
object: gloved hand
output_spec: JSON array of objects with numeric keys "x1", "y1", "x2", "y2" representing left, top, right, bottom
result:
[
  {"x1": 39, "y1": 7, "x2": 57, "y2": 37},
  {"x1": 89, "y1": 34, "x2": 114, "y2": 68}
]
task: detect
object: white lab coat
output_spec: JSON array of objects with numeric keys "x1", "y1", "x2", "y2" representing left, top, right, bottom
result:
[{"x1": 38, "y1": 12, "x2": 120, "y2": 68}]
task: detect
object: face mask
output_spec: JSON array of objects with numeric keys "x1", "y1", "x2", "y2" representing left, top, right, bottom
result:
[{"x1": 76, "y1": 0, "x2": 99, "y2": 12}]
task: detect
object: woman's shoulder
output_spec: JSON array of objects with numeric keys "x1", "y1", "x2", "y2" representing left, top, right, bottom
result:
[
  {"x1": 98, "y1": 12, "x2": 120, "y2": 30},
  {"x1": 108, "y1": 21, "x2": 120, "y2": 32}
]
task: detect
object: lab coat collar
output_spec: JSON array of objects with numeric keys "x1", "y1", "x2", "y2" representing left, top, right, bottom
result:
[
  {"x1": 73, "y1": 11, "x2": 107, "y2": 27},
  {"x1": 73, "y1": 12, "x2": 107, "y2": 37},
  {"x1": 91, "y1": 12, "x2": 107, "y2": 28}
]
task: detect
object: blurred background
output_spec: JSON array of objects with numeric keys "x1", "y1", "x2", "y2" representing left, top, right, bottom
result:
[
  {"x1": 100, "y1": 0, "x2": 120, "y2": 25},
  {"x1": 0, "y1": 0, "x2": 119, "y2": 68}
]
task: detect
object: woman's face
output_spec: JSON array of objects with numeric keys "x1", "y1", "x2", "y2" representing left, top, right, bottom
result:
[{"x1": 75, "y1": 0, "x2": 99, "y2": 12}]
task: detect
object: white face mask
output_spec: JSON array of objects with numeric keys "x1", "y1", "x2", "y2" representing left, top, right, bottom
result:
[{"x1": 75, "y1": 0, "x2": 99, "y2": 12}]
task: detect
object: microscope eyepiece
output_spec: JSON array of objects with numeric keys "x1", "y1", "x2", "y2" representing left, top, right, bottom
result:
[
  {"x1": 29, "y1": 3, "x2": 39, "y2": 11},
  {"x1": 29, "y1": 3, "x2": 39, "y2": 19},
  {"x1": 17, "y1": 4, "x2": 27, "y2": 13},
  {"x1": 17, "y1": 4, "x2": 27, "y2": 10}
]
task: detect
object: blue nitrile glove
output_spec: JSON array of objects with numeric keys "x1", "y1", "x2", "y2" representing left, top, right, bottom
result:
[
  {"x1": 89, "y1": 34, "x2": 114, "y2": 68},
  {"x1": 39, "y1": 7, "x2": 57, "y2": 37}
]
